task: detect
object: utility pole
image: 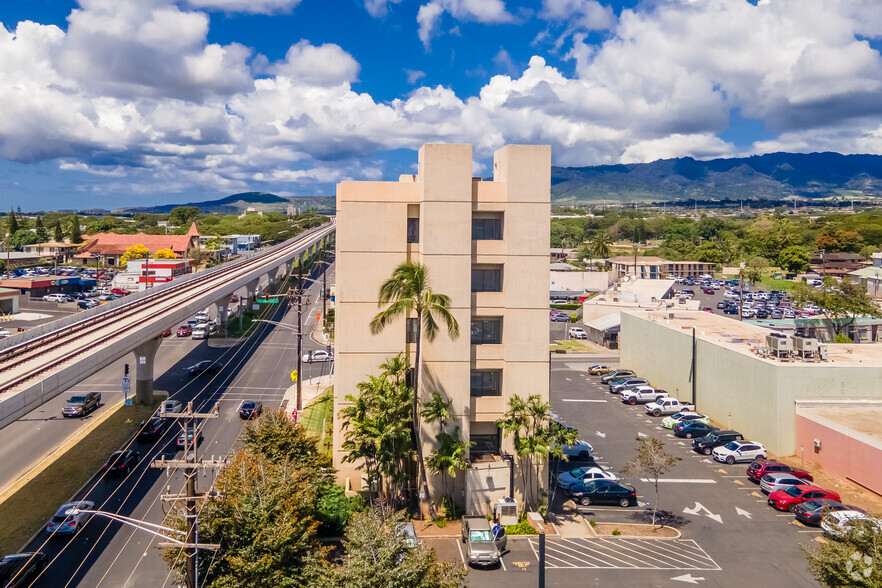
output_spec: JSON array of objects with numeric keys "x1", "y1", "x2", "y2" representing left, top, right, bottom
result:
[
  {"x1": 288, "y1": 270, "x2": 311, "y2": 412},
  {"x1": 152, "y1": 401, "x2": 222, "y2": 588}
]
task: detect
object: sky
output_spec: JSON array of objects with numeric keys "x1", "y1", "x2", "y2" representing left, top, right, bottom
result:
[{"x1": 2, "y1": 0, "x2": 882, "y2": 211}]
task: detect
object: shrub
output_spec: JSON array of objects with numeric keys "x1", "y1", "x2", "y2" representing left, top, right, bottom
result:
[
  {"x1": 612, "y1": 529, "x2": 622, "y2": 536},
  {"x1": 588, "y1": 520, "x2": 596, "y2": 527},
  {"x1": 505, "y1": 519, "x2": 539, "y2": 535}
]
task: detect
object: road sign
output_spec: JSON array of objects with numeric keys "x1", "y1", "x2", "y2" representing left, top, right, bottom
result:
[
  {"x1": 290, "y1": 370, "x2": 298, "y2": 382},
  {"x1": 256, "y1": 298, "x2": 279, "y2": 304},
  {"x1": 122, "y1": 376, "x2": 130, "y2": 395}
]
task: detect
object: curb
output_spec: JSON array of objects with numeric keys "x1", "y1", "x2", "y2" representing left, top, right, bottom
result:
[{"x1": 590, "y1": 524, "x2": 682, "y2": 540}]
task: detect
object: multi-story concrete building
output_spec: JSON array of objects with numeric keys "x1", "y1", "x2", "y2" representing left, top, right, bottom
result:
[{"x1": 334, "y1": 143, "x2": 550, "y2": 514}]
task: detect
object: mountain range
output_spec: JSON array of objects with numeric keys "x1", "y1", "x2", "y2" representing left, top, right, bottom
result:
[
  {"x1": 550, "y1": 152, "x2": 882, "y2": 205},
  {"x1": 116, "y1": 193, "x2": 335, "y2": 215}
]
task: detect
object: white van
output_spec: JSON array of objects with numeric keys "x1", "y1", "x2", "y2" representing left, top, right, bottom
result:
[{"x1": 191, "y1": 325, "x2": 208, "y2": 340}]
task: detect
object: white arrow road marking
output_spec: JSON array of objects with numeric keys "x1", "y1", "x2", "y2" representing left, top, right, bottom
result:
[
  {"x1": 671, "y1": 574, "x2": 706, "y2": 584},
  {"x1": 736, "y1": 507, "x2": 752, "y2": 519},
  {"x1": 637, "y1": 432, "x2": 649, "y2": 437},
  {"x1": 683, "y1": 502, "x2": 723, "y2": 524},
  {"x1": 565, "y1": 377, "x2": 572, "y2": 381},
  {"x1": 595, "y1": 431, "x2": 606, "y2": 438}
]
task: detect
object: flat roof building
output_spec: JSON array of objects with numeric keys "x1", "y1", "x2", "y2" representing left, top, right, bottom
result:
[
  {"x1": 335, "y1": 143, "x2": 550, "y2": 514},
  {"x1": 607, "y1": 256, "x2": 716, "y2": 279}
]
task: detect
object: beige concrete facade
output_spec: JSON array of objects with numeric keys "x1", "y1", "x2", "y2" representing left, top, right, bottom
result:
[
  {"x1": 334, "y1": 144, "x2": 551, "y2": 513},
  {"x1": 620, "y1": 309, "x2": 882, "y2": 456}
]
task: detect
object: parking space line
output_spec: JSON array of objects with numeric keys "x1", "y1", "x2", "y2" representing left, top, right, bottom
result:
[
  {"x1": 615, "y1": 538, "x2": 711, "y2": 569},
  {"x1": 454, "y1": 538, "x2": 465, "y2": 564},
  {"x1": 529, "y1": 538, "x2": 722, "y2": 571}
]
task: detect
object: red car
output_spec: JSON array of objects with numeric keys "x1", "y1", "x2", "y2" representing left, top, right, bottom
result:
[
  {"x1": 160, "y1": 328, "x2": 172, "y2": 338},
  {"x1": 747, "y1": 459, "x2": 813, "y2": 484},
  {"x1": 176, "y1": 325, "x2": 192, "y2": 337},
  {"x1": 702, "y1": 288, "x2": 715, "y2": 294},
  {"x1": 768, "y1": 484, "x2": 840, "y2": 512},
  {"x1": 110, "y1": 288, "x2": 130, "y2": 296},
  {"x1": 230, "y1": 294, "x2": 239, "y2": 303}
]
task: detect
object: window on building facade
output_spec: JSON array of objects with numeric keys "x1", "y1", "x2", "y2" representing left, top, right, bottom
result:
[
  {"x1": 406, "y1": 318, "x2": 419, "y2": 343},
  {"x1": 471, "y1": 318, "x2": 502, "y2": 344},
  {"x1": 470, "y1": 370, "x2": 501, "y2": 397},
  {"x1": 406, "y1": 218, "x2": 419, "y2": 243},
  {"x1": 472, "y1": 218, "x2": 502, "y2": 240},
  {"x1": 470, "y1": 430, "x2": 501, "y2": 458},
  {"x1": 471, "y1": 267, "x2": 502, "y2": 292}
]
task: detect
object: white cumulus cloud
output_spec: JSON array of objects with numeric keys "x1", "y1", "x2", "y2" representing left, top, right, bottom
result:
[
  {"x1": 184, "y1": 0, "x2": 303, "y2": 14},
  {"x1": 269, "y1": 41, "x2": 361, "y2": 86},
  {"x1": 417, "y1": 0, "x2": 514, "y2": 49}
]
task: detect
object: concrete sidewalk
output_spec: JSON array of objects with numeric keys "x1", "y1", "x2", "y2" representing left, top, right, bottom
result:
[{"x1": 281, "y1": 372, "x2": 333, "y2": 414}]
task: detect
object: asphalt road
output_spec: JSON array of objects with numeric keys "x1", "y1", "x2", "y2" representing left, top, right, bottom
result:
[
  {"x1": 17, "y1": 261, "x2": 333, "y2": 588},
  {"x1": 427, "y1": 355, "x2": 821, "y2": 588}
]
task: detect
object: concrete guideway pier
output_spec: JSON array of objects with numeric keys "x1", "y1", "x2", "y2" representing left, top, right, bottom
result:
[
  {"x1": 132, "y1": 337, "x2": 162, "y2": 405},
  {"x1": 214, "y1": 297, "x2": 229, "y2": 331}
]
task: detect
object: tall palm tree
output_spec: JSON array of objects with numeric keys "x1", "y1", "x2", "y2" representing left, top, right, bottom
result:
[
  {"x1": 590, "y1": 231, "x2": 612, "y2": 260},
  {"x1": 370, "y1": 262, "x2": 459, "y2": 519},
  {"x1": 426, "y1": 428, "x2": 473, "y2": 506}
]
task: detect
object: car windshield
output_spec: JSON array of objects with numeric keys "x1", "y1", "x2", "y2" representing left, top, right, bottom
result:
[
  {"x1": 242, "y1": 402, "x2": 255, "y2": 409},
  {"x1": 784, "y1": 486, "x2": 804, "y2": 497},
  {"x1": 569, "y1": 468, "x2": 586, "y2": 477},
  {"x1": 469, "y1": 530, "x2": 492, "y2": 542},
  {"x1": 69, "y1": 396, "x2": 85, "y2": 403},
  {"x1": 723, "y1": 442, "x2": 740, "y2": 451}
]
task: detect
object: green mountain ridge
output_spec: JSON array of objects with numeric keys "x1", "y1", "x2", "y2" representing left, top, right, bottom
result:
[{"x1": 115, "y1": 192, "x2": 335, "y2": 215}]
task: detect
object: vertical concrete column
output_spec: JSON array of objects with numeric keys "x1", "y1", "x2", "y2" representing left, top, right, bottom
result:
[
  {"x1": 214, "y1": 297, "x2": 228, "y2": 331},
  {"x1": 245, "y1": 278, "x2": 260, "y2": 306},
  {"x1": 132, "y1": 336, "x2": 162, "y2": 405},
  {"x1": 266, "y1": 271, "x2": 277, "y2": 293}
]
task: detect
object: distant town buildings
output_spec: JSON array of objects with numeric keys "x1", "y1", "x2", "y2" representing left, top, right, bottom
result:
[
  {"x1": 112, "y1": 258, "x2": 194, "y2": 291},
  {"x1": 75, "y1": 223, "x2": 200, "y2": 266},
  {"x1": 607, "y1": 256, "x2": 716, "y2": 279}
]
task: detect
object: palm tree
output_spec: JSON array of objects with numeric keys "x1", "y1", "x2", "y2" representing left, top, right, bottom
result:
[
  {"x1": 426, "y1": 428, "x2": 473, "y2": 507},
  {"x1": 589, "y1": 231, "x2": 612, "y2": 260},
  {"x1": 421, "y1": 391, "x2": 453, "y2": 432},
  {"x1": 370, "y1": 262, "x2": 460, "y2": 519}
]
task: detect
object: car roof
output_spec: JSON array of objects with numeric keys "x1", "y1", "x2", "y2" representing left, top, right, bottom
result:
[{"x1": 764, "y1": 472, "x2": 800, "y2": 481}]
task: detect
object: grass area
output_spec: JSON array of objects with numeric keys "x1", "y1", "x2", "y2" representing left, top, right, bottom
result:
[
  {"x1": 550, "y1": 339, "x2": 592, "y2": 352},
  {"x1": 760, "y1": 276, "x2": 797, "y2": 291},
  {"x1": 301, "y1": 387, "x2": 333, "y2": 454},
  {"x1": 225, "y1": 308, "x2": 265, "y2": 338},
  {"x1": 0, "y1": 398, "x2": 162, "y2": 555}
]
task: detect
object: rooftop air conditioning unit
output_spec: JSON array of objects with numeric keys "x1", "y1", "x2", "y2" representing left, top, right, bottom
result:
[
  {"x1": 766, "y1": 334, "x2": 793, "y2": 352},
  {"x1": 792, "y1": 336, "x2": 818, "y2": 353}
]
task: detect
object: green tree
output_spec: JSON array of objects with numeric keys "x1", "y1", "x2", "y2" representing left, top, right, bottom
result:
[
  {"x1": 745, "y1": 256, "x2": 769, "y2": 285},
  {"x1": 34, "y1": 216, "x2": 49, "y2": 242},
  {"x1": 318, "y1": 506, "x2": 468, "y2": 588},
  {"x1": 168, "y1": 206, "x2": 202, "y2": 227},
  {"x1": 803, "y1": 519, "x2": 882, "y2": 587},
  {"x1": 8, "y1": 229, "x2": 40, "y2": 251},
  {"x1": 778, "y1": 246, "x2": 811, "y2": 273},
  {"x1": 369, "y1": 263, "x2": 460, "y2": 518},
  {"x1": 792, "y1": 277, "x2": 882, "y2": 339},
  {"x1": 69, "y1": 215, "x2": 83, "y2": 244},
  {"x1": 621, "y1": 436, "x2": 680, "y2": 528},
  {"x1": 425, "y1": 428, "x2": 472, "y2": 507},
  {"x1": 589, "y1": 231, "x2": 612, "y2": 259},
  {"x1": 6, "y1": 209, "x2": 18, "y2": 238},
  {"x1": 53, "y1": 221, "x2": 64, "y2": 242}
]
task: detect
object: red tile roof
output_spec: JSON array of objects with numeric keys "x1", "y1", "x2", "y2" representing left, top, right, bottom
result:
[{"x1": 79, "y1": 223, "x2": 199, "y2": 256}]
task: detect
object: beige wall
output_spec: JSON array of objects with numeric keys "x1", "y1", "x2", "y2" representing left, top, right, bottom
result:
[
  {"x1": 334, "y1": 144, "x2": 550, "y2": 510},
  {"x1": 551, "y1": 270, "x2": 616, "y2": 293},
  {"x1": 620, "y1": 311, "x2": 882, "y2": 456}
]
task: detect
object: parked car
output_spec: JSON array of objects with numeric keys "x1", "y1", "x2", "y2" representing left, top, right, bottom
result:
[
  {"x1": 692, "y1": 430, "x2": 744, "y2": 455},
  {"x1": 673, "y1": 421, "x2": 718, "y2": 439},
  {"x1": 77, "y1": 299, "x2": 99, "y2": 309},
  {"x1": 820, "y1": 511, "x2": 881, "y2": 538},
  {"x1": 560, "y1": 440, "x2": 593, "y2": 461},
  {"x1": 302, "y1": 350, "x2": 333, "y2": 363},
  {"x1": 176, "y1": 325, "x2": 192, "y2": 337},
  {"x1": 176, "y1": 427, "x2": 204, "y2": 449},
  {"x1": 746, "y1": 459, "x2": 813, "y2": 484},
  {"x1": 600, "y1": 370, "x2": 635, "y2": 384},
  {"x1": 768, "y1": 484, "x2": 841, "y2": 512},
  {"x1": 550, "y1": 312, "x2": 569, "y2": 322},
  {"x1": 713, "y1": 441, "x2": 767, "y2": 464},
  {"x1": 568, "y1": 327, "x2": 588, "y2": 339},
  {"x1": 395, "y1": 521, "x2": 422, "y2": 548},
  {"x1": 42, "y1": 293, "x2": 69, "y2": 303},
  {"x1": 586, "y1": 365, "x2": 611, "y2": 375},
  {"x1": 0, "y1": 328, "x2": 10, "y2": 338},
  {"x1": 0, "y1": 552, "x2": 47, "y2": 587},
  {"x1": 760, "y1": 472, "x2": 813, "y2": 494},
  {"x1": 239, "y1": 401, "x2": 263, "y2": 420},
  {"x1": 461, "y1": 516, "x2": 507, "y2": 567},
  {"x1": 609, "y1": 378, "x2": 649, "y2": 394},
  {"x1": 556, "y1": 466, "x2": 617, "y2": 490},
  {"x1": 716, "y1": 301, "x2": 727, "y2": 309},
  {"x1": 102, "y1": 450, "x2": 140, "y2": 476},
  {"x1": 62, "y1": 392, "x2": 101, "y2": 418},
  {"x1": 620, "y1": 386, "x2": 668, "y2": 405},
  {"x1": 46, "y1": 501, "x2": 94, "y2": 536},
  {"x1": 661, "y1": 412, "x2": 709, "y2": 429},
  {"x1": 137, "y1": 417, "x2": 168, "y2": 442},
  {"x1": 186, "y1": 360, "x2": 220, "y2": 376},
  {"x1": 793, "y1": 499, "x2": 853, "y2": 526},
  {"x1": 568, "y1": 479, "x2": 637, "y2": 507},
  {"x1": 161, "y1": 400, "x2": 184, "y2": 415},
  {"x1": 110, "y1": 288, "x2": 130, "y2": 296},
  {"x1": 645, "y1": 398, "x2": 694, "y2": 417},
  {"x1": 191, "y1": 325, "x2": 208, "y2": 340}
]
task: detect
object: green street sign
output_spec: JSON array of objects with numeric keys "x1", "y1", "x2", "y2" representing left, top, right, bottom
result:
[{"x1": 256, "y1": 298, "x2": 280, "y2": 304}]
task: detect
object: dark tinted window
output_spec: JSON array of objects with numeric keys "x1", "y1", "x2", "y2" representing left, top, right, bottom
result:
[
  {"x1": 472, "y1": 218, "x2": 502, "y2": 240},
  {"x1": 472, "y1": 268, "x2": 502, "y2": 292},
  {"x1": 407, "y1": 218, "x2": 419, "y2": 243},
  {"x1": 471, "y1": 318, "x2": 502, "y2": 344},
  {"x1": 471, "y1": 370, "x2": 501, "y2": 397},
  {"x1": 406, "y1": 318, "x2": 419, "y2": 343}
]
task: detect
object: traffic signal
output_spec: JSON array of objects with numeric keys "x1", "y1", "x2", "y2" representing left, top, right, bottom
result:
[{"x1": 124, "y1": 363, "x2": 129, "y2": 376}]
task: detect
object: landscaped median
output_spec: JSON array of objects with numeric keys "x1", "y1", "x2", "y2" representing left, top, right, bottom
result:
[{"x1": 0, "y1": 397, "x2": 162, "y2": 555}]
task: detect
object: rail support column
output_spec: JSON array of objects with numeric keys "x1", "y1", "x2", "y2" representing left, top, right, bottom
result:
[
  {"x1": 214, "y1": 298, "x2": 229, "y2": 335},
  {"x1": 245, "y1": 278, "x2": 260, "y2": 307},
  {"x1": 132, "y1": 336, "x2": 162, "y2": 405}
]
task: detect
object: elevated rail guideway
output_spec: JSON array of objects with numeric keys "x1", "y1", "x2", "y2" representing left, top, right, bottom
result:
[{"x1": 0, "y1": 220, "x2": 335, "y2": 430}]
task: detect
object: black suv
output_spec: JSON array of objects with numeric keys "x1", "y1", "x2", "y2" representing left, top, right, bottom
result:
[
  {"x1": 0, "y1": 552, "x2": 47, "y2": 587},
  {"x1": 692, "y1": 430, "x2": 744, "y2": 455}
]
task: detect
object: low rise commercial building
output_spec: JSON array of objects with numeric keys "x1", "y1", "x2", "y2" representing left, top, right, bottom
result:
[
  {"x1": 607, "y1": 256, "x2": 716, "y2": 279},
  {"x1": 21, "y1": 241, "x2": 81, "y2": 263},
  {"x1": 112, "y1": 259, "x2": 194, "y2": 291},
  {"x1": 75, "y1": 224, "x2": 200, "y2": 266}
]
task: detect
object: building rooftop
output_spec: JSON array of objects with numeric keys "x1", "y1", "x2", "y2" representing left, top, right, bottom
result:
[
  {"x1": 624, "y1": 308, "x2": 882, "y2": 367},
  {"x1": 797, "y1": 401, "x2": 882, "y2": 446},
  {"x1": 588, "y1": 279, "x2": 675, "y2": 307}
]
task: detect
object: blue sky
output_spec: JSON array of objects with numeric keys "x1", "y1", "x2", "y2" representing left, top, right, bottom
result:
[{"x1": 1, "y1": 0, "x2": 881, "y2": 211}]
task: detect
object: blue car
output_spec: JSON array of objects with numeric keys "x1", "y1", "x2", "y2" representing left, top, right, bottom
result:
[{"x1": 46, "y1": 501, "x2": 94, "y2": 536}]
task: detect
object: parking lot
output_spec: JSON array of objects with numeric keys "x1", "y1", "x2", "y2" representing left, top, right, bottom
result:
[{"x1": 429, "y1": 357, "x2": 823, "y2": 587}]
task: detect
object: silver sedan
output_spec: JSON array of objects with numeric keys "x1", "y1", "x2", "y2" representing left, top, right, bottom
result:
[{"x1": 760, "y1": 472, "x2": 807, "y2": 494}]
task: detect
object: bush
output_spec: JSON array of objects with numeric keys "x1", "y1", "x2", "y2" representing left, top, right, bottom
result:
[
  {"x1": 833, "y1": 334, "x2": 854, "y2": 343},
  {"x1": 612, "y1": 529, "x2": 622, "y2": 536},
  {"x1": 317, "y1": 485, "x2": 364, "y2": 537},
  {"x1": 505, "y1": 519, "x2": 539, "y2": 536},
  {"x1": 588, "y1": 519, "x2": 596, "y2": 527},
  {"x1": 550, "y1": 303, "x2": 581, "y2": 310},
  {"x1": 433, "y1": 516, "x2": 448, "y2": 528},
  {"x1": 440, "y1": 495, "x2": 463, "y2": 521}
]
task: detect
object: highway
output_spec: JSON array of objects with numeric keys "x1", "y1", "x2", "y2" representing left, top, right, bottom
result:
[{"x1": 19, "y1": 260, "x2": 333, "y2": 588}]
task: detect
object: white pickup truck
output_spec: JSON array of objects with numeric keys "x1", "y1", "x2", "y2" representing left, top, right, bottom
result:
[
  {"x1": 645, "y1": 398, "x2": 695, "y2": 417},
  {"x1": 620, "y1": 386, "x2": 669, "y2": 406}
]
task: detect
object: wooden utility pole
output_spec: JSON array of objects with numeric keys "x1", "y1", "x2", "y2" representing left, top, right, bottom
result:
[
  {"x1": 151, "y1": 401, "x2": 222, "y2": 588},
  {"x1": 287, "y1": 278, "x2": 311, "y2": 412}
]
